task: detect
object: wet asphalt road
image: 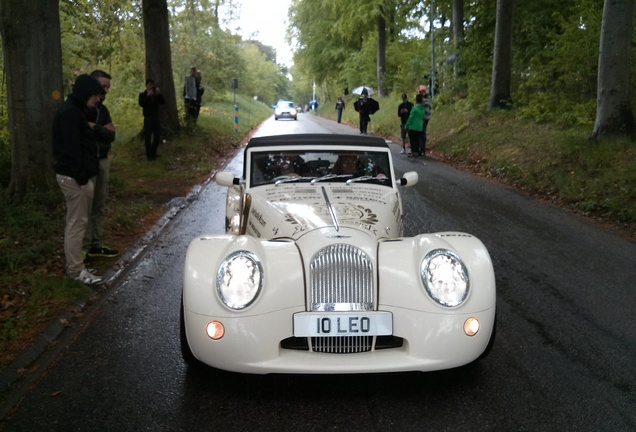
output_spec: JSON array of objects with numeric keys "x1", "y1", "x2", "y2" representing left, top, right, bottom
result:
[{"x1": 1, "y1": 113, "x2": 635, "y2": 431}]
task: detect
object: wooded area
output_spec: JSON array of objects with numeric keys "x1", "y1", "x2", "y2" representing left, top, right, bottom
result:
[{"x1": 0, "y1": 0, "x2": 635, "y2": 200}]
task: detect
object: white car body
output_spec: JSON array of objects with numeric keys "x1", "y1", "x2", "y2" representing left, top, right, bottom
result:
[{"x1": 181, "y1": 134, "x2": 496, "y2": 374}]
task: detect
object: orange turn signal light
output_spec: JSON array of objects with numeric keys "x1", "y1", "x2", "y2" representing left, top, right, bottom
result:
[
  {"x1": 206, "y1": 321, "x2": 225, "y2": 340},
  {"x1": 464, "y1": 317, "x2": 480, "y2": 336}
]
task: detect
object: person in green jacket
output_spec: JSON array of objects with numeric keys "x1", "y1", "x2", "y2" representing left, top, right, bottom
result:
[{"x1": 405, "y1": 93, "x2": 425, "y2": 157}]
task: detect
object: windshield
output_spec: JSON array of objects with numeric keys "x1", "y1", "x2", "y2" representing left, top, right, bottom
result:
[{"x1": 249, "y1": 149, "x2": 393, "y2": 187}]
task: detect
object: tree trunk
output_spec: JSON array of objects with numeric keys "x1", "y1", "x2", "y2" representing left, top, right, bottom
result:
[
  {"x1": 489, "y1": 0, "x2": 514, "y2": 110},
  {"x1": 592, "y1": 0, "x2": 636, "y2": 138},
  {"x1": 376, "y1": 13, "x2": 387, "y2": 98},
  {"x1": 452, "y1": 0, "x2": 464, "y2": 79},
  {"x1": 0, "y1": 0, "x2": 62, "y2": 198},
  {"x1": 142, "y1": 0, "x2": 180, "y2": 133}
]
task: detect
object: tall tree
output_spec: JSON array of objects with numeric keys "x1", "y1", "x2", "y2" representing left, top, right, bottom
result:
[
  {"x1": 0, "y1": 0, "x2": 63, "y2": 198},
  {"x1": 452, "y1": 0, "x2": 464, "y2": 79},
  {"x1": 142, "y1": 0, "x2": 180, "y2": 132},
  {"x1": 592, "y1": 0, "x2": 636, "y2": 138},
  {"x1": 489, "y1": 0, "x2": 513, "y2": 109},
  {"x1": 377, "y1": 13, "x2": 388, "y2": 97}
]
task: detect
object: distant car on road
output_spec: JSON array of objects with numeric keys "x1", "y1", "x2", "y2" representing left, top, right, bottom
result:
[
  {"x1": 274, "y1": 100, "x2": 297, "y2": 120},
  {"x1": 181, "y1": 134, "x2": 496, "y2": 374}
]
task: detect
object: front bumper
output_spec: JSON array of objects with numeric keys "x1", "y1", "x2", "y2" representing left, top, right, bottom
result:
[{"x1": 184, "y1": 305, "x2": 495, "y2": 374}]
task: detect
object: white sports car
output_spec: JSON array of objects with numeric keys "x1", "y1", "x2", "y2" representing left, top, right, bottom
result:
[{"x1": 181, "y1": 134, "x2": 496, "y2": 374}]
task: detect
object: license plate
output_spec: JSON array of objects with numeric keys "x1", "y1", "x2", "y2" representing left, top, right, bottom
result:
[{"x1": 293, "y1": 312, "x2": 393, "y2": 337}]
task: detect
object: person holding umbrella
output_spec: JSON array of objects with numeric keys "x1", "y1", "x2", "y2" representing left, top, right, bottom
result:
[{"x1": 353, "y1": 87, "x2": 379, "y2": 135}]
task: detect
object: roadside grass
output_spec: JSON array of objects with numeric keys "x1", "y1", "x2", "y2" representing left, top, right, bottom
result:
[
  {"x1": 0, "y1": 92, "x2": 272, "y2": 369},
  {"x1": 320, "y1": 96, "x2": 635, "y2": 234}
]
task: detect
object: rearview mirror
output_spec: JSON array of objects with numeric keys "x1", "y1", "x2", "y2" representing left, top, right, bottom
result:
[
  {"x1": 398, "y1": 171, "x2": 418, "y2": 187},
  {"x1": 215, "y1": 172, "x2": 237, "y2": 187}
]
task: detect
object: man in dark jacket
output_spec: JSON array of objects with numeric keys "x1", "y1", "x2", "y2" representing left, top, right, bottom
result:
[
  {"x1": 354, "y1": 88, "x2": 371, "y2": 134},
  {"x1": 52, "y1": 74, "x2": 105, "y2": 285},
  {"x1": 397, "y1": 93, "x2": 413, "y2": 154},
  {"x1": 83, "y1": 70, "x2": 118, "y2": 259},
  {"x1": 138, "y1": 79, "x2": 166, "y2": 160}
]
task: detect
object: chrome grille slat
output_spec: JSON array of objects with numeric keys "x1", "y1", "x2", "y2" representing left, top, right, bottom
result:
[{"x1": 309, "y1": 244, "x2": 374, "y2": 353}]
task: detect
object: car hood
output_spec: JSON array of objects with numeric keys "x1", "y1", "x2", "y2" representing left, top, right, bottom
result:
[{"x1": 246, "y1": 183, "x2": 402, "y2": 240}]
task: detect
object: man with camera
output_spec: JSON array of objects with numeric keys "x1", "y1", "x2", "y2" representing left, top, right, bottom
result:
[{"x1": 138, "y1": 79, "x2": 166, "y2": 161}]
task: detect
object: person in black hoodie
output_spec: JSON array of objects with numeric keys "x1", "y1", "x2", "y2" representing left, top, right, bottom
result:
[
  {"x1": 52, "y1": 74, "x2": 105, "y2": 285},
  {"x1": 138, "y1": 79, "x2": 166, "y2": 160}
]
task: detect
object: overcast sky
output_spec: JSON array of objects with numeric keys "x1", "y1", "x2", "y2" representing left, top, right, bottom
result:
[{"x1": 236, "y1": 0, "x2": 294, "y2": 66}]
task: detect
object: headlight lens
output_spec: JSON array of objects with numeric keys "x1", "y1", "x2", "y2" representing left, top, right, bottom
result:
[
  {"x1": 420, "y1": 249, "x2": 469, "y2": 307},
  {"x1": 217, "y1": 251, "x2": 263, "y2": 310}
]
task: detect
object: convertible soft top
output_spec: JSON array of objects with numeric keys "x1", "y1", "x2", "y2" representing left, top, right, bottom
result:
[{"x1": 246, "y1": 134, "x2": 389, "y2": 150}]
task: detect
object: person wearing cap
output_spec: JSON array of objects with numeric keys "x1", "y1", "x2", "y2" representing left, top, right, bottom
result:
[
  {"x1": 52, "y1": 74, "x2": 106, "y2": 285},
  {"x1": 397, "y1": 93, "x2": 414, "y2": 154}
]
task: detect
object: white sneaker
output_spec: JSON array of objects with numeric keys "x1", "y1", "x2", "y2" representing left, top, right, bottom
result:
[
  {"x1": 399, "y1": 148, "x2": 406, "y2": 154},
  {"x1": 74, "y1": 269, "x2": 103, "y2": 285}
]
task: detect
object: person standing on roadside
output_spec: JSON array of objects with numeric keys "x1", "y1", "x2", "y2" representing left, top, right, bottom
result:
[
  {"x1": 335, "y1": 96, "x2": 345, "y2": 123},
  {"x1": 421, "y1": 91, "x2": 432, "y2": 156},
  {"x1": 397, "y1": 93, "x2": 413, "y2": 154},
  {"x1": 183, "y1": 66, "x2": 198, "y2": 125},
  {"x1": 52, "y1": 74, "x2": 106, "y2": 285},
  {"x1": 405, "y1": 93, "x2": 426, "y2": 157},
  {"x1": 195, "y1": 69, "x2": 204, "y2": 122},
  {"x1": 354, "y1": 88, "x2": 371, "y2": 134},
  {"x1": 138, "y1": 79, "x2": 165, "y2": 161},
  {"x1": 83, "y1": 70, "x2": 118, "y2": 260}
]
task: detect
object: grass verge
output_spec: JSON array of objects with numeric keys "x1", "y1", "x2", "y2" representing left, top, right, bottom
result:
[
  {"x1": 320, "y1": 96, "x2": 635, "y2": 235},
  {"x1": 0, "y1": 93, "x2": 272, "y2": 369}
]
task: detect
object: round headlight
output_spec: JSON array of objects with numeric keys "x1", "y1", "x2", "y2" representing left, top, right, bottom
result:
[
  {"x1": 217, "y1": 251, "x2": 263, "y2": 310},
  {"x1": 420, "y1": 249, "x2": 469, "y2": 307}
]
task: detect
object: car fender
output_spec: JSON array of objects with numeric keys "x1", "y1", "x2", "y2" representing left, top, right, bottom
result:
[
  {"x1": 183, "y1": 235, "x2": 306, "y2": 317},
  {"x1": 378, "y1": 232, "x2": 496, "y2": 313}
]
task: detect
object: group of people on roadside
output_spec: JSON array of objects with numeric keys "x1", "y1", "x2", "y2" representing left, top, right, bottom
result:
[
  {"x1": 52, "y1": 71, "x2": 119, "y2": 286},
  {"x1": 334, "y1": 85, "x2": 432, "y2": 156},
  {"x1": 399, "y1": 88, "x2": 432, "y2": 157},
  {"x1": 53, "y1": 66, "x2": 205, "y2": 286}
]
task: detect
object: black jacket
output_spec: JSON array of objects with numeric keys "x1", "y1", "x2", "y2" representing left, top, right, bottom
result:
[
  {"x1": 52, "y1": 74, "x2": 104, "y2": 186},
  {"x1": 87, "y1": 103, "x2": 115, "y2": 159},
  {"x1": 139, "y1": 91, "x2": 165, "y2": 118}
]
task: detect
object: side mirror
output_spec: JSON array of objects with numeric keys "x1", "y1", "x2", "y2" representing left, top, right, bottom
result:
[
  {"x1": 398, "y1": 171, "x2": 418, "y2": 187},
  {"x1": 216, "y1": 172, "x2": 238, "y2": 187}
]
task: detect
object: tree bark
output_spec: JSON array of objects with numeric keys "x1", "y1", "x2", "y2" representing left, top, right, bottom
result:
[
  {"x1": 142, "y1": 0, "x2": 180, "y2": 133},
  {"x1": 489, "y1": 0, "x2": 514, "y2": 110},
  {"x1": 452, "y1": 0, "x2": 464, "y2": 79},
  {"x1": 0, "y1": 0, "x2": 62, "y2": 198},
  {"x1": 592, "y1": 0, "x2": 636, "y2": 138},
  {"x1": 376, "y1": 13, "x2": 388, "y2": 98}
]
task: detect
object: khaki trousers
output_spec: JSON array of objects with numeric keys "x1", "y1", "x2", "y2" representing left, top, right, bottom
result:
[
  {"x1": 56, "y1": 174, "x2": 94, "y2": 276},
  {"x1": 84, "y1": 158, "x2": 109, "y2": 250}
]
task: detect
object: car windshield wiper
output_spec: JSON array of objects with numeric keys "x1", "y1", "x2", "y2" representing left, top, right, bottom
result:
[
  {"x1": 274, "y1": 176, "x2": 315, "y2": 185},
  {"x1": 345, "y1": 175, "x2": 389, "y2": 184},
  {"x1": 310, "y1": 174, "x2": 353, "y2": 184}
]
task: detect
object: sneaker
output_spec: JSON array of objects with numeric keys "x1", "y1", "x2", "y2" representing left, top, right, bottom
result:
[
  {"x1": 87, "y1": 246, "x2": 119, "y2": 258},
  {"x1": 74, "y1": 269, "x2": 103, "y2": 286},
  {"x1": 399, "y1": 148, "x2": 406, "y2": 154},
  {"x1": 407, "y1": 152, "x2": 413, "y2": 157}
]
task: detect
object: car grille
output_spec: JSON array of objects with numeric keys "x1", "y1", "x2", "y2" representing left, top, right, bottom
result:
[{"x1": 308, "y1": 244, "x2": 374, "y2": 353}]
